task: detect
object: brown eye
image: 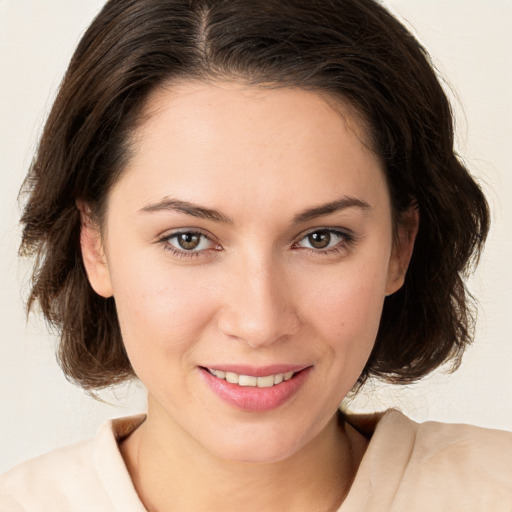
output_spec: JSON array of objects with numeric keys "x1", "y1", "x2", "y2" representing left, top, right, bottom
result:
[
  {"x1": 176, "y1": 233, "x2": 202, "y2": 250},
  {"x1": 162, "y1": 230, "x2": 218, "y2": 257},
  {"x1": 307, "y1": 230, "x2": 331, "y2": 249},
  {"x1": 294, "y1": 229, "x2": 350, "y2": 253}
]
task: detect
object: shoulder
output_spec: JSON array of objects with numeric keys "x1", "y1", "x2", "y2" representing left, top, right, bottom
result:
[
  {"x1": 344, "y1": 409, "x2": 512, "y2": 512},
  {"x1": 404, "y1": 412, "x2": 512, "y2": 504},
  {"x1": 0, "y1": 437, "x2": 106, "y2": 511},
  {"x1": 383, "y1": 409, "x2": 512, "y2": 478},
  {"x1": 0, "y1": 415, "x2": 146, "y2": 512},
  {"x1": 409, "y1": 412, "x2": 512, "y2": 463}
]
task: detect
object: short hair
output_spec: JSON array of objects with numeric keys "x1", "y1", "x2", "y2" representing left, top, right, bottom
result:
[{"x1": 19, "y1": 0, "x2": 489, "y2": 391}]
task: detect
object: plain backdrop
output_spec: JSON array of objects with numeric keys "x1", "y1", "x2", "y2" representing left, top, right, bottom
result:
[{"x1": 1, "y1": 0, "x2": 511, "y2": 473}]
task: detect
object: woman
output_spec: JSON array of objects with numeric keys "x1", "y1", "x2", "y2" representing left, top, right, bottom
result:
[{"x1": 1, "y1": 0, "x2": 510, "y2": 510}]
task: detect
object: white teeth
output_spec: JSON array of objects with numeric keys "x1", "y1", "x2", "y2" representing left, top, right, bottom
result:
[
  {"x1": 238, "y1": 375, "x2": 257, "y2": 387},
  {"x1": 257, "y1": 375, "x2": 275, "y2": 388},
  {"x1": 207, "y1": 368, "x2": 298, "y2": 387},
  {"x1": 225, "y1": 372, "x2": 239, "y2": 384},
  {"x1": 209, "y1": 369, "x2": 224, "y2": 379}
]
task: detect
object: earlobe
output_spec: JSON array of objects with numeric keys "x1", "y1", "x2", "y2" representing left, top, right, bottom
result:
[
  {"x1": 77, "y1": 201, "x2": 113, "y2": 298},
  {"x1": 385, "y1": 204, "x2": 419, "y2": 296}
]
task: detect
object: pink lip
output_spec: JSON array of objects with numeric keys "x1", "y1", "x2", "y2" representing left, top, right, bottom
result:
[{"x1": 199, "y1": 365, "x2": 312, "y2": 413}]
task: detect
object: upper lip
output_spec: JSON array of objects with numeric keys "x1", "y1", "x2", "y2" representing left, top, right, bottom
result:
[{"x1": 200, "y1": 364, "x2": 311, "y2": 377}]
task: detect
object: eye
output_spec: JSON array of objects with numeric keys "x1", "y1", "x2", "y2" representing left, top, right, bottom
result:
[
  {"x1": 162, "y1": 231, "x2": 218, "y2": 254},
  {"x1": 294, "y1": 229, "x2": 351, "y2": 251}
]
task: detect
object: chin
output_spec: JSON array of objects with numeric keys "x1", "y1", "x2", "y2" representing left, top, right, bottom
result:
[{"x1": 200, "y1": 422, "x2": 314, "y2": 466}]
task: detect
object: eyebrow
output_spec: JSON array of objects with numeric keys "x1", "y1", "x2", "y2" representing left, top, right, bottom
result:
[
  {"x1": 139, "y1": 195, "x2": 371, "y2": 224},
  {"x1": 139, "y1": 198, "x2": 233, "y2": 223},
  {"x1": 292, "y1": 196, "x2": 371, "y2": 223}
]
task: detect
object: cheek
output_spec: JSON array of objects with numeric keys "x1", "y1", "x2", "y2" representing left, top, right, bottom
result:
[
  {"x1": 299, "y1": 257, "x2": 389, "y2": 359},
  {"x1": 107, "y1": 250, "x2": 217, "y2": 370}
]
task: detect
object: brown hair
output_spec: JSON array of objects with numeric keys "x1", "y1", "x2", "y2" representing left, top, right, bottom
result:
[{"x1": 20, "y1": 0, "x2": 489, "y2": 390}]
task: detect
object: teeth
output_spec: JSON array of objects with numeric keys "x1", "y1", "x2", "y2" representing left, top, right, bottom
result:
[
  {"x1": 239, "y1": 375, "x2": 257, "y2": 387},
  {"x1": 225, "y1": 372, "x2": 239, "y2": 384},
  {"x1": 257, "y1": 375, "x2": 275, "y2": 388},
  {"x1": 207, "y1": 368, "x2": 297, "y2": 387}
]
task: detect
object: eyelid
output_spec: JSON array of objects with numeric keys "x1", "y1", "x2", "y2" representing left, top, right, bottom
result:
[
  {"x1": 157, "y1": 227, "x2": 216, "y2": 243},
  {"x1": 157, "y1": 228, "x2": 221, "y2": 256},
  {"x1": 155, "y1": 226, "x2": 357, "y2": 260},
  {"x1": 294, "y1": 226, "x2": 355, "y2": 242},
  {"x1": 291, "y1": 226, "x2": 357, "y2": 252}
]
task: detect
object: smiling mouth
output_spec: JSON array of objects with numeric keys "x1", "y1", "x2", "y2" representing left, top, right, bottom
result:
[{"x1": 205, "y1": 368, "x2": 298, "y2": 388}]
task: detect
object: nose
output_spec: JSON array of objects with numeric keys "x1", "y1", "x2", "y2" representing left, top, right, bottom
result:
[{"x1": 217, "y1": 256, "x2": 300, "y2": 348}]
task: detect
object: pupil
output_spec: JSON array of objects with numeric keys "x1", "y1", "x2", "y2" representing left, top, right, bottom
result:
[
  {"x1": 309, "y1": 231, "x2": 331, "y2": 249},
  {"x1": 179, "y1": 233, "x2": 200, "y2": 250}
]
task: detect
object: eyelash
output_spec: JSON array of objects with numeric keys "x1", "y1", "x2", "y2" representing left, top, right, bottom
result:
[
  {"x1": 291, "y1": 228, "x2": 355, "y2": 256},
  {"x1": 158, "y1": 230, "x2": 219, "y2": 259},
  {"x1": 157, "y1": 228, "x2": 355, "y2": 259}
]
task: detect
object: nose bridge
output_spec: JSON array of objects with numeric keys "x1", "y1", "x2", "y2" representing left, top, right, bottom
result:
[{"x1": 218, "y1": 250, "x2": 299, "y2": 347}]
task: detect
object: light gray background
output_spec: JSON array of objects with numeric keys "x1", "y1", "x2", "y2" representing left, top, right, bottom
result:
[{"x1": 1, "y1": 0, "x2": 511, "y2": 473}]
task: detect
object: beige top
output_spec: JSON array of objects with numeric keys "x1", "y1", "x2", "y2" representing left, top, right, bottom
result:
[{"x1": 1, "y1": 410, "x2": 511, "y2": 511}]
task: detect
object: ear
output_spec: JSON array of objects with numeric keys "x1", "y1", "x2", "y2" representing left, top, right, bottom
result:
[
  {"x1": 77, "y1": 201, "x2": 113, "y2": 298},
  {"x1": 385, "y1": 204, "x2": 419, "y2": 296}
]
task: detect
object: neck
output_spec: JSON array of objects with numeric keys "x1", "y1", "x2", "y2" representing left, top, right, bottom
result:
[{"x1": 120, "y1": 401, "x2": 367, "y2": 512}]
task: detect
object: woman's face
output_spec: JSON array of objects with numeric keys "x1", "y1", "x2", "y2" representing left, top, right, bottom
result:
[{"x1": 83, "y1": 81, "x2": 412, "y2": 463}]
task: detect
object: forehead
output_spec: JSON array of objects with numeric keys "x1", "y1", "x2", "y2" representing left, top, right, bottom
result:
[
  {"x1": 113, "y1": 80, "x2": 389, "y2": 220},
  {"x1": 135, "y1": 79, "x2": 374, "y2": 158}
]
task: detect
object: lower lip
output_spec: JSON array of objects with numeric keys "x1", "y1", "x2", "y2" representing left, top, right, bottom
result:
[{"x1": 200, "y1": 367, "x2": 311, "y2": 412}]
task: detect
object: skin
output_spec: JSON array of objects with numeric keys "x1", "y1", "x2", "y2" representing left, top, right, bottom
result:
[{"x1": 80, "y1": 80, "x2": 417, "y2": 512}]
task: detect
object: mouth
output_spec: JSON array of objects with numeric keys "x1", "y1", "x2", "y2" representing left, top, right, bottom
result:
[
  {"x1": 199, "y1": 365, "x2": 311, "y2": 412},
  {"x1": 204, "y1": 368, "x2": 298, "y2": 388}
]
